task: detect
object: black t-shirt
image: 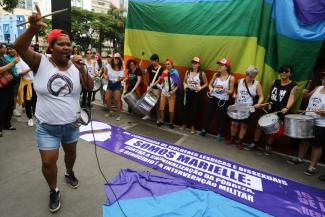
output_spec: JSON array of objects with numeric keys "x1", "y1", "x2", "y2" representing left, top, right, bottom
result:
[
  {"x1": 269, "y1": 79, "x2": 297, "y2": 112},
  {"x1": 127, "y1": 67, "x2": 142, "y2": 91},
  {"x1": 0, "y1": 56, "x2": 9, "y2": 67},
  {"x1": 147, "y1": 64, "x2": 164, "y2": 89}
]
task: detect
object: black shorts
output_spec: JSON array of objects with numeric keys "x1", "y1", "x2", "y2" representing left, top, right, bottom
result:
[{"x1": 312, "y1": 126, "x2": 325, "y2": 147}]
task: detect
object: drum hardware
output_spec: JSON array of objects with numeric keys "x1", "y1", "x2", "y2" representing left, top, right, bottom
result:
[
  {"x1": 123, "y1": 91, "x2": 142, "y2": 115},
  {"x1": 284, "y1": 114, "x2": 315, "y2": 139},
  {"x1": 227, "y1": 104, "x2": 251, "y2": 120},
  {"x1": 298, "y1": 109, "x2": 325, "y2": 113},
  {"x1": 136, "y1": 89, "x2": 159, "y2": 115}
]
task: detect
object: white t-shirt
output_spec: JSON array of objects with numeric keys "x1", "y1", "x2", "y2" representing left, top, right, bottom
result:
[
  {"x1": 162, "y1": 75, "x2": 177, "y2": 96},
  {"x1": 105, "y1": 64, "x2": 124, "y2": 82},
  {"x1": 33, "y1": 55, "x2": 82, "y2": 125},
  {"x1": 306, "y1": 86, "x2": 325, "y2": 127},
  {"x1": 16, "y1": 59, "x2": 34, "y2": 80}
]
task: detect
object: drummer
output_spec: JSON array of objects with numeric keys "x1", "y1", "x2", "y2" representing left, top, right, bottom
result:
[
  {"x1": 124, "y1": 59, "x2": 143, "y2": 113},
  {"x1": 287, "y1": 72, "x2": 325, "y2": 176},
  {"x1": 248, "y1": 65, "x2": 297, "y2": 155},
  {"x1": 228, "y1": 65, "x2": 264, "y2": 149},
  {"x1": 142, "y1": 54, "x2": 165, "y2": 122}
]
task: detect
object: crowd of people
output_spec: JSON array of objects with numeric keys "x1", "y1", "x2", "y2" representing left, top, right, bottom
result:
[{"x1": 0, "y1": 5, "x2": 324, "y2": 214}]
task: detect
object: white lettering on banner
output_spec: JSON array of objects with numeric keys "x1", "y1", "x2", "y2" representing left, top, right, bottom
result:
[
  {"x1": 219, "y1": 185, "x2": 254, "y2": 202},
  {"x1": 124, "y1": 138, "x2": 263, "y2": 191}
]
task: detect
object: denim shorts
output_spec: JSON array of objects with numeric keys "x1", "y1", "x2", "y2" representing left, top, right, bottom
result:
[
  {"x1": 35, "y1": 120, "x2": 80, "y2": 150},
  {"x1": 107, "y1": 81, "x2": 122, "y2": 91}
]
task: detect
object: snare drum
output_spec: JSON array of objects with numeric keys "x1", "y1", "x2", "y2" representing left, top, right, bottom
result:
[
  {"x1": 227, "y1": 104, "x2": 251, "y2": 120},
  {"x1": 258, "y1": 113, "x2": 280, "y2": 134},
  {"x1": 123, "y1": 92, "x2": 142, "y2": 114},
  {"x1": 284, "y1": 114, "x2": 314, "y2": 138},
  {"x1": 136, "y1": 89, "x2": 159, "y2": 115}
]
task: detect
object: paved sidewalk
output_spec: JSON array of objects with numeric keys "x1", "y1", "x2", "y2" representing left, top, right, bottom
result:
[{"x1": 1, "y1": 101, "x2": 324, "y2": 217}]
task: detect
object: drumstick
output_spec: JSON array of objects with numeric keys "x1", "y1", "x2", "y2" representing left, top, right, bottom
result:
[{"x1": 16, "y1": 8, "x2": 68, "y2": 27}]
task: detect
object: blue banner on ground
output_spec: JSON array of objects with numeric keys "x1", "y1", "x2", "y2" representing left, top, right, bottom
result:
[{"x1": 80, "y1": 121, "x2": 325, "y2": 217}]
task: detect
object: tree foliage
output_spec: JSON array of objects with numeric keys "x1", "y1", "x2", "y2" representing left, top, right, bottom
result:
[
  {"x1": 71, "y1": 5, "x2": 126, "y2": 54},
  {"x1": 0, "y1": 0, "x2": 18, "y2": 12}
]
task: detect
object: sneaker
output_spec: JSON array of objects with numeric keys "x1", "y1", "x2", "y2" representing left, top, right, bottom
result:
[
  {"x1": 215, "y1": 134, "x2": 224, "y2": 142},
  {"x1": 157, "y1": 122, "x2": 163, "y2": 127},
  {"x1": 264, "y1": 145, "x2": 272, "y2": 156},
  {"x1": 169, "y1": 123, "x2": 175, "y2": 129},
  {"x1": 244, "y1": 142, "x2": 256, "y2": 151},
  {"x1": 319, "y1": 174, "x2": 325, "y2": 182},
  {"x1": 116, "y1": 116, "x2": 121, "y2": 121},
  {"x1": 304, "y1": 166, "x2": 317, "y2": 176},
  {"x1": 65, "y1": 171, "x2": 79, "y2": 188},
  {"x1": 49, "y1": 188, "x2": 61, "y2": 213},
  {"x1": 199, "y1": 129, "x2": 206, "y2": 137},
  {"x1": 142, "y1": 115, "x2": 151, "y2": 120},
  {"x1": 287, "y1": 158, "x2": 303, "y2": 165},
  {"x1": 13, "y1": 109, "x2": 21, "y2": 117},
  {"x1": 28, "y1": 119, "x2": 34, "y2": 127}
]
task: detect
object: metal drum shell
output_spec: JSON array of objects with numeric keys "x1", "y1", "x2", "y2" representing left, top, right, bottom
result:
[
  {"x1": 258, "y1": 113, "x2": 280, "y2": 134},
  {"x1": 284, "y1": 114, "x2": 315, "y2": 139},
  {"x1": 136, "y1": 90, "x2": 159, "y2": 115},
  {"x1": 123, "y1": 92, "x2": 142, "y2": 115},
  {"x1": 227, "y1": 104, "x2": 251, "y2": 120}
]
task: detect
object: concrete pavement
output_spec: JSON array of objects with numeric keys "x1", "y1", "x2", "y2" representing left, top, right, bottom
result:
[{"x1": 1, "y1": 100, "x2": 324, "y2": 217}]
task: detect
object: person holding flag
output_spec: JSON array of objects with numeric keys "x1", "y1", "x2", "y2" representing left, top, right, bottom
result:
[{"x1": 156, "y1": 58, "x2": 183, "y2": 129}]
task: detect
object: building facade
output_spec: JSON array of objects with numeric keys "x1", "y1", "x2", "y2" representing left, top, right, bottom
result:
[{"x1": 0, "y1": 15, "x2": 26, "y2": 43}]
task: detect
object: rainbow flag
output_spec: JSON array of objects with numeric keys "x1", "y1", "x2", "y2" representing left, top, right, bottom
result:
[
  {"x1": 124, "y1": 0, "x2": 325, "y2": 107},
  {"x1": 102, "y1": 169, "x2": 273, "y2": 217}
]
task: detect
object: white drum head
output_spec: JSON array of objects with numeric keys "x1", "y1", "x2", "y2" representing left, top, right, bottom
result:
[
  {"x1": 258, "y1": 113, "x2": 278, "y2": 126},
  {"x1": 80, "y1": 109, "x2": 90, "y2": 125},
  {"x1": 93, "y1": 78, "x2": 102, "y2": 92}
]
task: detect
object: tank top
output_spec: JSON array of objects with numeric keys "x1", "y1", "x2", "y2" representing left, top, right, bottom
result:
[
  {"x1": 33, "y1": 55, "x2": 81, "y2": 124},
  {"x1": 269, "y1": 80, "x2": 297, "y2": 112},
  {"x1": 211, "y1": 75, "x2": 230, "y2": 100},
  {"x1": 235, "y1": 78, "x2": 258, "y2": 106},
  {"x1": 186, "y1": 71, "x2": 201, "y2": 91},
  {"x1": 306, "y1": 86, "x2": 325, "y2": 127},
  {"x1": 105, "y1": 64, "x2": 124, "y2": 82}
]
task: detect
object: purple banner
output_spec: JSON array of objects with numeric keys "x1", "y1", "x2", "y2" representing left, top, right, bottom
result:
[{"x1": 80, "y1": 121, "x2": 325, "y2": 217}]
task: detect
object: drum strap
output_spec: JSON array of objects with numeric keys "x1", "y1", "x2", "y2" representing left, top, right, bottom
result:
[
  {"x1": 244, "y1": 79, "x2": 258, "y2": 103},
  {"x1": 150, "y1": 65, "x2": 161, "y2": 87}
]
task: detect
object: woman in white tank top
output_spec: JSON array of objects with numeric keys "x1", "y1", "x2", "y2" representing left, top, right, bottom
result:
[
  {"x1": 288, "y1": 73, "x2": 325, "y2": 177},
  {"x1": 14, "y1": 6, "x2": 94, "y2": 212},
  {"x1": 199, "y1": 58, "x2": 235, "y2": 141},
  {"x1": 228, "y1": 65, "x2": 264, "y2": 150},
  {"x1": 181, "y1": 57, "x2": 208, "y2": 134}
]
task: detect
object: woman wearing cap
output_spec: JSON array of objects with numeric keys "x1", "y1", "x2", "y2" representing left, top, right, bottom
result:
[
  {"x1": 157, "y1": 58, "x2": 183, "y2": 129},
  {"x1": 104, "y1": 52, "x2": 124, "y2": 120},
  {"x1": 199, "y1": 58, "x2": 235, "y2": 142},
  {"x1": 287, "y1": 72, "x2": 325, "y2": 176},
  {"x1": 249, "y1": 65, "x2": 297, "y2": 155},
  {"x1": 181, "y1": 56, "x2": 208, "y2": 134},
  {"x1": 14, "y1": 5, "x2": 93, "y2": 213},
  {"x1": 228, "y1": 65, "x2": 264, "y2": 149},
  {"x1": 81, "y1": 49, "x2": 99, "y2": 107}
]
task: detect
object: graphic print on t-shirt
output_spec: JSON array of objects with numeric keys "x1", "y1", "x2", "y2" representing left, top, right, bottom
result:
[
  {"x1": 214, "y1": 85, "x2": 225, "y2": 94},
  {"x1": 238, "y1": 90, "x2": 249, "y2": 103},
  {"x1": 47, "y1": 73, "x2": 73, "y2": 97},
  {"x1": 271, "y1": 87, "x2": 287, "y2": 102}
]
